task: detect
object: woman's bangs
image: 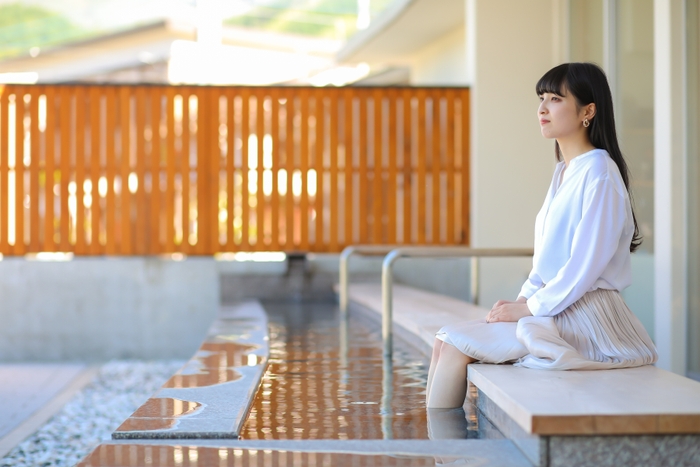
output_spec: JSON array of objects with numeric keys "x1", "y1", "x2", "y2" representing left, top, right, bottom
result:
[{"x1": 536, "y1": 64, "x2": 569, "y2": 96}]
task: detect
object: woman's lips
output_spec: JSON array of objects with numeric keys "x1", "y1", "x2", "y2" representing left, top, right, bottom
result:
[{"x1": 540, "y1": 119, "x2": 550, "y2": 125}]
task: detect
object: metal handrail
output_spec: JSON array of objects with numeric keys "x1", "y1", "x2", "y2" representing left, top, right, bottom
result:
[
  {"x1": 339, "y1": 245, "x2": 403, "y2": 317},
  {"x1": 380, "y1": 247, "x2": 534, "y2": 356}
]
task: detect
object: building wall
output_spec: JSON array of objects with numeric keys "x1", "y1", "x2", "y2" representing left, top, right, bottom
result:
[
  {"x1": 410, "y1": 26, "x2": 469, "y2": 86},
  {"x1": 467, "y1": 0, "x2": 564, "y2": 306},
  {"x1": 402, "y1": 0, "x2": 565, "y2": 305},
  {"x1": 0, "y1": 258, "x2": 219, "y2": 362}
]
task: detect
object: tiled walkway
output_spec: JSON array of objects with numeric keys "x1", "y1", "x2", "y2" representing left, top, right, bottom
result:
[{"x1": 0, "y1": 363, "x2": 97, "y2": 457}]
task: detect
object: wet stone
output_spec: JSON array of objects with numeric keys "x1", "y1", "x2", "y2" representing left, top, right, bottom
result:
[
  {"x1": 129, "y1": 398, "x2": 202, "y2": 418},
  {"x1": 161, "y1": 368, "x2": 244, "y2": 388},
  {"x1": 76, "y1": 444, "x2": 480, "y2": 467},
  {"x1": 112, "y1": 301, "x2": 270, "y2": 439}
]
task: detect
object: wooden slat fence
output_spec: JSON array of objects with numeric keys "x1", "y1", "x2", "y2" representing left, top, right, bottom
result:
[{"x1": 0, "y1": 84, "x2": 469, "y2": 255}]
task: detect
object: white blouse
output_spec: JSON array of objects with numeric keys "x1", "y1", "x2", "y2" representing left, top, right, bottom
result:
[{"x1": 518, "y1": 148, "x2": 635, "y2": 317}]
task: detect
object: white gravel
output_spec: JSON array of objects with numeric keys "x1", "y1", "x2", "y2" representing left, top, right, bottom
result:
[{"x1": 1, "y1": 360, "x2": 184, "y2": 467}]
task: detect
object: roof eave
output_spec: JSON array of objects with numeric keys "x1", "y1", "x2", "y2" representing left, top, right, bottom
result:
[{"x1": 336, "y1": 0, "x2": 465, "y2": 64}]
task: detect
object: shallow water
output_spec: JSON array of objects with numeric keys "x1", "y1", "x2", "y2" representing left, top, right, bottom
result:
[{"x1": 239, "y1": 301, "x2": 430, "y2": 440}]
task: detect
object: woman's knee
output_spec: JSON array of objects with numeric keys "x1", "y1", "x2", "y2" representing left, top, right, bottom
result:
[{"x1": 440, "y1": 342, "x2": 472, "y2": 364}]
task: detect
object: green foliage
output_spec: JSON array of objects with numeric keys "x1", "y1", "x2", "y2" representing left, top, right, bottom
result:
[
  {"x1": 0, "y1": 3, "x2": 90, "y2": 60},
  {"x1": 225, "y1": 0, "x2": 394, "y2": 39}
]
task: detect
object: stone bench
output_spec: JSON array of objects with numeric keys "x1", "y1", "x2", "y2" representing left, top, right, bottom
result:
[
  {"x1": 343, "y1": 282, "x2": 487, "y2": 356},
  {"x1": 111, "y1": 301, "x2": 269, "y2": 439},
  {"x1": 344, "y1": 282, "x2": 700, "y2": 467}
]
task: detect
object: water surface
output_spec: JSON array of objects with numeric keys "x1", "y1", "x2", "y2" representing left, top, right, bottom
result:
[{"x1": 240, "y1": 302, "x2": 429, "y2": 440}]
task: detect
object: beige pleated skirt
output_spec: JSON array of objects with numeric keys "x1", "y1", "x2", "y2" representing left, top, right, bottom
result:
[{"x1": 435, "y1": 288, "x2": 658, "y2": 370}]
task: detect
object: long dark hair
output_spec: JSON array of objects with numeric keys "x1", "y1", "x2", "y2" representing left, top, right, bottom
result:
[{"x1": 536, "y1": 62, "x2": 642, "y2": 252}]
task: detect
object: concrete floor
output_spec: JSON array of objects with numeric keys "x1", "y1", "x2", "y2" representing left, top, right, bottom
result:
[{"x1": 0, "y1": 363, "x2": 98, "y2": 457}]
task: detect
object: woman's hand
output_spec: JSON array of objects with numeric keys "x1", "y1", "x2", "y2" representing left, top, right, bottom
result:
[{"x1": 486, "y1": 300, "x2": 533, "y2": 323}]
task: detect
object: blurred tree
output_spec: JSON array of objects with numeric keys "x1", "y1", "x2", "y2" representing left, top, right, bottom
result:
[
  {"x1": 225, "y1": 0, "x2": 392, "y2": 40},
  {"x1": 0, "y1": 2, "x2": 89, "y2": 60}
]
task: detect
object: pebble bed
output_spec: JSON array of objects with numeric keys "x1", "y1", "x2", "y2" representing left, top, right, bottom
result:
[{"x1": 1, "y1": 360, "x2": 184, "y2": 467}]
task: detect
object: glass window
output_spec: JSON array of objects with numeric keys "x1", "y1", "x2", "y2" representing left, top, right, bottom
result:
[
  {"x1": 687, "y1": 0, "x2": 700, "y2": 378},
  {"x1": 568, "y1": 1, "x2": 654, "y2": 252},
  {"x1": 616, "y1": 0, "x2": 655, "y2": 253}
]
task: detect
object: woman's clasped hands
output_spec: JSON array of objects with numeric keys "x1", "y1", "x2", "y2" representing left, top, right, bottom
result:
[{"x1": 485, "y1": 298, "x2": 533, "y2": 323}]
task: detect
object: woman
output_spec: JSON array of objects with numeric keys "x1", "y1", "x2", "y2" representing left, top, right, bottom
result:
[{"x1": 425, "y1": 63, "x2": 658, "y2": 409}]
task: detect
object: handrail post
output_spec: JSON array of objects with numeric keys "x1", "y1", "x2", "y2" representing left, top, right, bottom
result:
[
  {"x1": 339, "y1": 246, "x2": 356, "y2": 317},
  {"x1": 470, "y1": 256, "x2": 479, "y2": 305},
  {"x1": 381, "y1": 249, "x2": 402, "y2": 357}
]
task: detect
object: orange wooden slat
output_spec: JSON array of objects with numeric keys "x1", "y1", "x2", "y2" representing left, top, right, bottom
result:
[
  {"x1": 240, "y1": 87, "x2": 250, "y2": 250},
  {"x1": 431, "y1": 91, "x2": 441, "y2": 244},
  {"x1": 284, "y1": 91, "x2": 294, "y2": 249},
  {"x1": 134, "y1": 87, "x2": 147, "y2": 255},
  {"x1": 226, "y1": 88, "x2": 235, "y2": 251},
  {"x1": 89, "y1": 86, "x2": 101, "y2": 254},
  {"x1": 13, "y1": 86, "x2": 25, "y2": 255},
  {"x1": 461, "y1": 89, "x2": 471, "y2": 245},
  {"x1": 358, "y1": 91, "x2": 368, "y2": 243},
  {"x1": 43, "y1": 87, "x2": 56, "y2": 251},
  {"x1": 164, "y1": 87, "x2": 176, "y2": 253},
  {"x1": 329, "y1": 89, "x2": 339, "y2": 251},
  {"x1": 0, "y1": 87, "x2": 8, "y2": 253},
  {"x1": 195, "y1": 87, "x2": 208, "y2": 255},
  {"x1": 180, "y1": 89, "x2": 190, "y2": 254},
  {"x1": 416, "y1": 89, "x2": 427, "y2": 244},
  {"x1": 209, "y1": 87, "x2": 220, "y2": 253},
  {"x1": 299, "y1": 87, "x2": 309, "y2": 251},
  {"x1": 402, "y1": 88, "x2": 412, "y2": 244},
  {"x1": 256, "y1": 88, "x2": 265, "y2": 250},
  {"x1": 387, "y1": 88, "x2": 397, "y2": 244},
  {"x1": 269, "y1": 87, "x2": 280, "y2": 251},
  {"x1": 59, "y1": 87, "x2": 71, "y2": 252},
  {"x1": 150, "y1": 89, "x2": 161, "y2": 254},
  {"x1": 314, "y1": 90, "x2": 325, "y2": 251},
  {"x1": 105, "y1": 87, "x2": 117, "y2": 255},
  {"x1": 75, "y1": 86, "x2": 88, "y2": 254},
  {"x1": 343, "y1": 88, "x2": 353, "y2": 246},
  {"x1": 29, "y1": 86, "x2": 41, "y2": 252},
  {"x1": 372, "y1": 88, "x2": 382, "y2": 244},
  {"x1": 445, "y1": 89, "x2": 456, "y2": 244},
  {"x1": 119, "y1": 86, "x2": 132, "y2": 254}
]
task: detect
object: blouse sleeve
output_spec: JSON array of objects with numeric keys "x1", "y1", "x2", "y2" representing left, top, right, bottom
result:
[
  {"x1": 518, "y1": 270, "x2": 543, "y2": 299},
  {"x1": 526, "y1": 176, "x2": 628, "y2": 317}
]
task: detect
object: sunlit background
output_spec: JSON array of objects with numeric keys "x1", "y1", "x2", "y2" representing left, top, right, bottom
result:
[{"x1": 0, "y1": 0, "x2": 395, "y2": 85}]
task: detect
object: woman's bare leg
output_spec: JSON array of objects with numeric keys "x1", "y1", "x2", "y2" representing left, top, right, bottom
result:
[
  {"x1": 426, "y1": 338, "x2": 444, "y2": 403},
  {"x1": 426, "y1": 342, "x2": 474, "y2": 409}
]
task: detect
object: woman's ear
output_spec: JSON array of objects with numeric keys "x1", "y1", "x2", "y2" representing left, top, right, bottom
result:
[{"x1": 586, "y1": 103, "x2": 597, "y2": 120}]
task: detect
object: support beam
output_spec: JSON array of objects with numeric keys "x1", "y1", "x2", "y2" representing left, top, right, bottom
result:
[{"x1": 653, "y1": 0, "x2": 688, "y2": 374}]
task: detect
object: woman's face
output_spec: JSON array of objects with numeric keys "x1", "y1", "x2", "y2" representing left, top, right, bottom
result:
[{"x1": 537, "y1": 87, "x2": 586, "y2": 140}]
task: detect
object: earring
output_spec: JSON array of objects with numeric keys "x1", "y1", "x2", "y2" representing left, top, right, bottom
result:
[{"x1": 583, "y1": 118, "x2": 590, "y2": 128}]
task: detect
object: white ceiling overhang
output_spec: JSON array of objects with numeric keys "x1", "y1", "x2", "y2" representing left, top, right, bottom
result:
[{"x1": 336, "y1": 0, "x2": 465, "y2": 64}]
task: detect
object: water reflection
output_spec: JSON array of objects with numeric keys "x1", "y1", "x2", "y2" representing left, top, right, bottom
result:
[
  {"x1": 239, "y1": 302, "x2": 429, "y2": 440},
  {"x1": 76, "y1": 444, "x2": 474, "y2": 467},
  {"x1": 131, "y1": 398, "x2": 202, "y2": 418},
  {"x1": 162, "y1": 342, "x2": 263, "y2": 388}
]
